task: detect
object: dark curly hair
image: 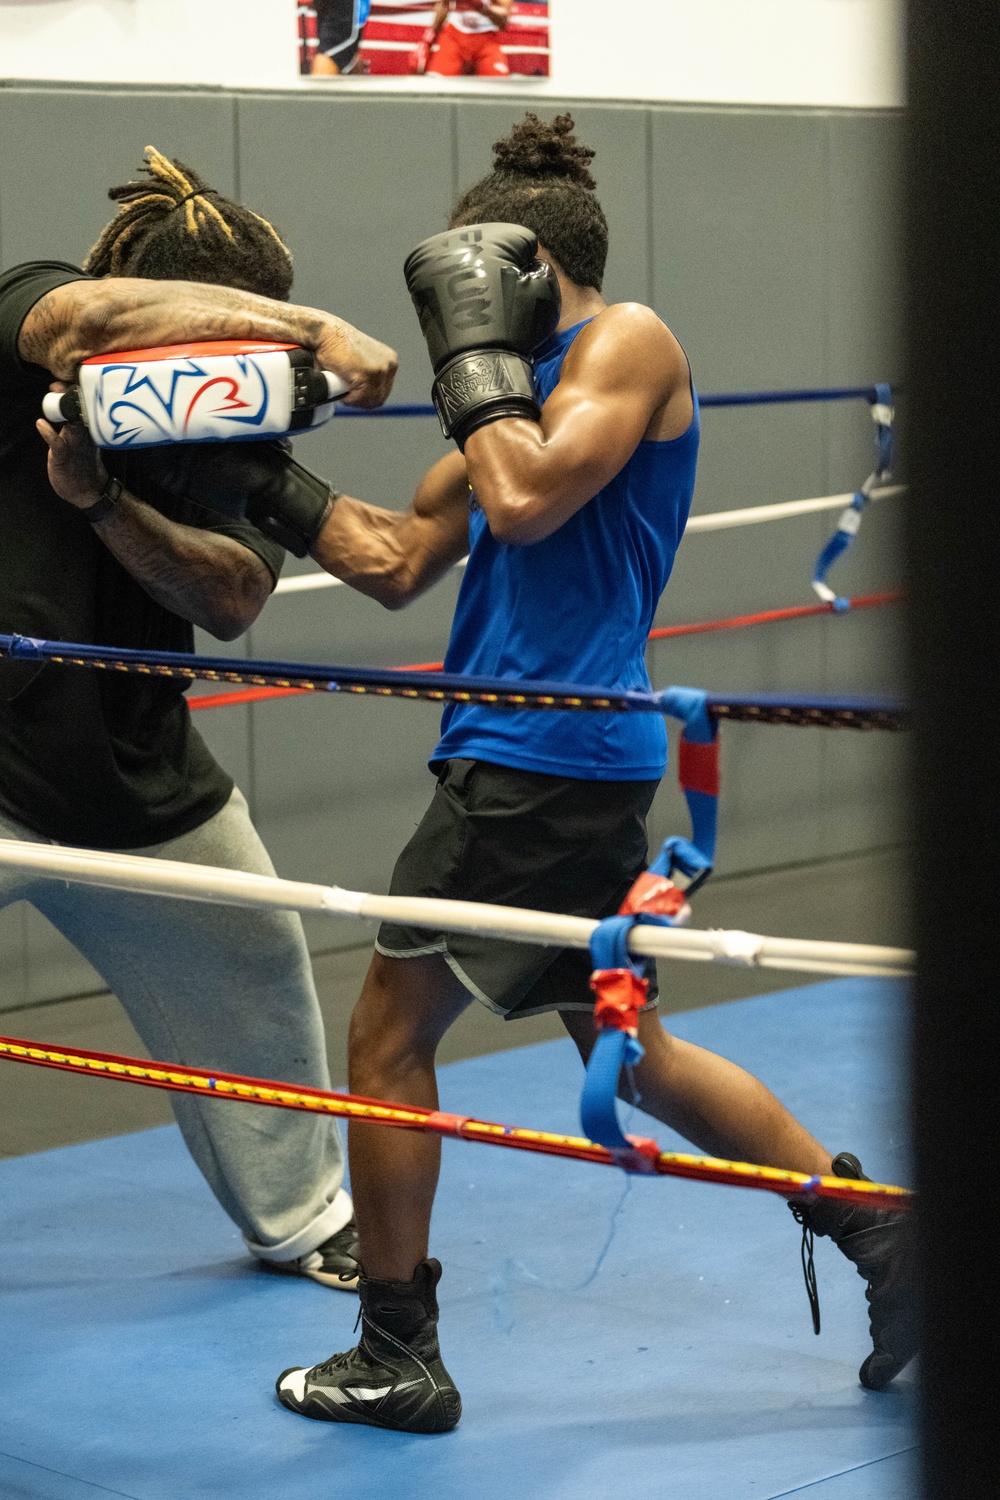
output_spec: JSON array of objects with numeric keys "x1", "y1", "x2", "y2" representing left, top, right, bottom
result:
[
  {"x1": 450, "y1": 113, "x2": 608, "y2": 291},
  {"x1": 84, "y1": 147, "x2": 294, "y2": 300}
]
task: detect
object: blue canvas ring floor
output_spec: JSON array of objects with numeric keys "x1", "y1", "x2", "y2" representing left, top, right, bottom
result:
[{"x1": 0, "y1": 978, "x2": 916, "y2": 1499}]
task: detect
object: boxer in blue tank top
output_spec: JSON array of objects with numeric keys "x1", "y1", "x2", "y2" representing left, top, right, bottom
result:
[
  {"x1": 278, "y1": 113, "x2": 917, "y2": 1435},
  {"x1": 433, "y1": 319, "x2": 698, "y2": 780}
]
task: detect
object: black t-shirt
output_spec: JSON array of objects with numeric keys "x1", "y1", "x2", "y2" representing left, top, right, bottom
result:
[{"x1": 0, "y1": 261, "x2": 285, "y2": 848}]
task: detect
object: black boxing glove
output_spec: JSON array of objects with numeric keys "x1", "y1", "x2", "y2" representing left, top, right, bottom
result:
[
  {"x1": 104, "y1": 441, "x2": 338, "y2": 558},
  {"x1": 403, "y1": 222, "x2": 561, "y2": 450}
]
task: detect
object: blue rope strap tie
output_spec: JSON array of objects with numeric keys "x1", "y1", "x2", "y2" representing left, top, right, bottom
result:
[
  {"x1": 659, "y1": 687, "x2": 719, "y2": 871},
  {"x1": 813, "y1": 382, "x2": 895, "y2": 608},
  {"x1": 580, "y1": 916, "x2": 658, "y2": 1172},
  {"x1": 580, "y1": 851, "x2": 700, "y2": 1174},
  {"x1": 579, "y1": 687, "x2": 723, "y2": 1170}
]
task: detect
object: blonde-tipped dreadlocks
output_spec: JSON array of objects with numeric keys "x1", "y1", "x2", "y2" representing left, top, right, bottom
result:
[{"x1": 84, "y1": 147, "x2": 294, "y2": 300}]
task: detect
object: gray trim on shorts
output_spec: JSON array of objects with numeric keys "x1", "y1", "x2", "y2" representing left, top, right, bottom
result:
[
  {"x1": 374, "y1": 933, "x2": 658, "y2": 1020},
  {"x1": 374, "y1": 936, "x2": 505, "y2": 1013},
  {"x1": 374, "y1": 938, "x2": 449, "y2": 962}
]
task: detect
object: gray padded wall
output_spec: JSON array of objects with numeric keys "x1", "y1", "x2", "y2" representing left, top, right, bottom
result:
[
  {"x1": 645, "y1": 107, "x2": 905, "y2": 870},
  {"x1": 232, "y1": 95, "x2": 457, "y2": 950},
  {"x1": 0, "y1": 85, "x2": 904, "y2": 1006}
]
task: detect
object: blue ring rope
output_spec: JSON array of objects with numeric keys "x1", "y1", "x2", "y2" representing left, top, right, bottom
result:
[
  {"x1": 0, "y1": 634, "x2": 907, "y2": 727},
  {"x1": 332, "y1": 385, "x2": 897, "y2": 419},
  {"x1": 698, "y1": 386, "x2": 893, "y2": 409}
]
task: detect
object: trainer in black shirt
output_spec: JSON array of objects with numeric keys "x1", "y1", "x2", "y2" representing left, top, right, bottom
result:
[
  {"x1": 0, "y1": 248, "x2": 393, "y2": 847},
  {"x1": 0, "y1": 260, "x2": 287, "y2": 848},
  {"x1": 0, "y1": 147, "x2": 397, "y2": 1292}
]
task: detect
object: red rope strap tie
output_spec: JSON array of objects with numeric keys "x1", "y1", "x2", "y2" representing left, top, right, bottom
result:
[
  {"x1": 618, "y1": 871, "x2": 691, "y2": 923},
  {"x1": 677, "y1": 736, "x2": 720, "y2": 798},
  {"x1": 589, "y1": 968, "x2": 649, "y2": 1037}
]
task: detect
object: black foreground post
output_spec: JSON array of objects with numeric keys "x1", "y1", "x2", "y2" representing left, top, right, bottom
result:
[{"x1": 906, "y1": 6, "x2": 1000, "y2": 1496}]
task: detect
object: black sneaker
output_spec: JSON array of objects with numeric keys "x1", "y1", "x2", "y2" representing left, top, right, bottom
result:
[
  {"x1": 790, "y1": 1152, "x2": 919, "y2": 1390},
  {"x1": 276, "y1": 1258, "x2": 461, "y2": 1433},
  {"x1": 260, "y1": 1217, "x2": 359, "y2": 1290}
]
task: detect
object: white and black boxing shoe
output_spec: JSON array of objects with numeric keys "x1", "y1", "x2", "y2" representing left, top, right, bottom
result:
[
  {"x1": 259, "y1": 1217, "x2": 360, "y2": 1291},
  {"x1": 276, "y1": 1258, "x2": 461, "y2": 1434}
]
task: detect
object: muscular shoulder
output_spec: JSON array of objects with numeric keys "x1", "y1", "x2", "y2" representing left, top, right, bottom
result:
[
  {"x1": 556, "y1": 303, "x2": 691, "y2": 440},
  {"x1": 560, "y1": 303, "x2": 686, "y2": 394},
  {"x1": 583, "y1": 302, "x2": 681, "y2": 356}
]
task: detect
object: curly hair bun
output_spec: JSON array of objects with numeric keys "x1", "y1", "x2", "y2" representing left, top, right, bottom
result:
[{"x1": 491, "y1": 113, "x2": 597, "y2": 190}]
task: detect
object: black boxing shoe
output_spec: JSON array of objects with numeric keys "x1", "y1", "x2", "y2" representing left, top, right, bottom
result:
[
  {"x1": 790, "y1": 1152, "x2": 919, "y2": 1391},
  {"x1": 276, "y1": 1258, "x2": 461, "y2": 1433}
]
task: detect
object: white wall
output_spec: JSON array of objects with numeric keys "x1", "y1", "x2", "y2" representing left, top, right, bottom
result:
[
  {"x1": 549, "y1": 0, "x2": 905, "y2": 109},
  {"x1": 0, "y1": 0, "x2": 904, "y2": 108},
  {"x1": 0, "y1": 0, "x2": 298, "y2": 88}
]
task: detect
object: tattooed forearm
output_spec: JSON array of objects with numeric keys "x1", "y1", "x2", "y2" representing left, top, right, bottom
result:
[
  {"x1": 19, "y1": 277, "x2": 396, "y2": 406},
  {"x1": 19, "y1": 279, "x2": 328, "y2": 380},
  {"x1": 17, "y1": 287, "x2": 77, "y2": 374},
  {"x1": 92, "y1": 492, "x2": 274, "y2": 640}
]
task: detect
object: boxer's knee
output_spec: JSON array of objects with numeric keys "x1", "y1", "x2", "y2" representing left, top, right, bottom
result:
[{"x1": 348, "y1": 952, "x2": 468, "y2": 1090}]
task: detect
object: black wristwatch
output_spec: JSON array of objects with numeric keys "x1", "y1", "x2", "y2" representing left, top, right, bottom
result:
[{"x1": 80, "y1": 474, "x2": 124, "y2": 525}]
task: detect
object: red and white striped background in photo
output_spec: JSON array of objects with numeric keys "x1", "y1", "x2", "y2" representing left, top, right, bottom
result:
[{"x1": 297, "y1": 3, "x2": 550, "y2": 77}]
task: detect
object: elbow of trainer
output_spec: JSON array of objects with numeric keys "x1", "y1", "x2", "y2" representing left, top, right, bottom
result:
[
  {"x1": 203, "y1": 585, "x2": 272, "y2": 641},
  {"x1": 203, "y1": 611, "x2": 253, "y2": 642}
]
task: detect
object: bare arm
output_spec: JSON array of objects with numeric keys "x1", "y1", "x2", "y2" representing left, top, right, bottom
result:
[
  {"x1": 309, "y1": 450, "x2": 471, "y2": 610},
  {"x1": 463, "y1": 304, "x2": 692, "y2": 545},
  {"x1": 483, "y1": 0, "x2": 511, "y2": 26},
  {"x1": 37, "y1": 420, "x2": 273, "y2": 640},
  {"x1": 18, "y1": 278, "x2": 397, "y2": 407}
]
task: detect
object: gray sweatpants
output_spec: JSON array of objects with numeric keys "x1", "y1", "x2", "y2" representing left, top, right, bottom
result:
[{"x1": 0, "y1": 788, "x2": 351, "y2": 1262}]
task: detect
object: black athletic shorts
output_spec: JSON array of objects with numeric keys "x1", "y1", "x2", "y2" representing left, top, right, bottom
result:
[
  {"x1": 375, "y1": 759, "x2": 661, "y2": 1019},
  {"x1": 315, "y1": 0, "x2": 365, "y2": 70}
]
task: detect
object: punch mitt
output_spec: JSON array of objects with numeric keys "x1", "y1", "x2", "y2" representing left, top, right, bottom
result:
[{"x1": 42, "y1": 340, "x2": 347, "y2": 450}]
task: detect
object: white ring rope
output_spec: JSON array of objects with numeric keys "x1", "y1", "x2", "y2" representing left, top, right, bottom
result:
[
  {"x1": 273, "y1": 485, "x2": 906, "y2": 596},
  {"x1": 276, "y1": 556, "x2": 468, "y2": 595},
  {"x1": 684, "y1": 484, "x2": 904, "y2": 534},
  {"x1": 0, "y1": 840, "x2": 914, "y2": 980}
]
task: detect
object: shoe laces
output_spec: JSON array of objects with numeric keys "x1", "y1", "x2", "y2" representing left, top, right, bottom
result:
[
  {"x1": 790, "y1": 1205, "x2": 821, "y2": 1336},
  {"x1": 312, "y1": 1337, "x2": 375, "y2": 1379}
]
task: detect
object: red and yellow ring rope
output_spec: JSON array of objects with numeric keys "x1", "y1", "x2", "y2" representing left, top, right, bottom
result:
[{"x1": 0, "y1": 1034, "x2": 911, "y2": 1212}]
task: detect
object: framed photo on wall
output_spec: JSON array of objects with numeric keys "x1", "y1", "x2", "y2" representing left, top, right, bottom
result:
[{"x1": 297, "y1": 2, "x2": 550, "y2": 80}]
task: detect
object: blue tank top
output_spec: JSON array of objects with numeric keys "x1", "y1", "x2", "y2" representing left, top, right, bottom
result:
[{"x1": 432, "y1": 317, "x2": 699, "y2": 781}]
